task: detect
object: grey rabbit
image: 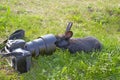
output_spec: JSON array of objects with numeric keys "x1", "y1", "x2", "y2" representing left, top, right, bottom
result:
[{"x1": 55, "y1": 22, "x2": 102, "y2": 53}]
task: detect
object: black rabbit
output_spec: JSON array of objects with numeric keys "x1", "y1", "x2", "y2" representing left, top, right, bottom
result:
[{"x1": 55, "y1": 22, "x2": 102, "y2": 53}]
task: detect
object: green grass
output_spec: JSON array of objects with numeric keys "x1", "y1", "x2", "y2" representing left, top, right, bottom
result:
[{"x1": 0, "y1": 0, "x2": 120, "y2": 80}]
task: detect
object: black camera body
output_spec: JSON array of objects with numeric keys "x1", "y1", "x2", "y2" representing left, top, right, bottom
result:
[
  {"x1": 3, "y1": 40, "x2": 31, "y2": 73},
  {"x1": 1, "y1": 30, "x2": 56, "y2": 73}
]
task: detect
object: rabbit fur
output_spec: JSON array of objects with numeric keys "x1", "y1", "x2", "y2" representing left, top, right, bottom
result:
[{"x1": 55, "y1": 22, "x2": 102, "y2": 53}]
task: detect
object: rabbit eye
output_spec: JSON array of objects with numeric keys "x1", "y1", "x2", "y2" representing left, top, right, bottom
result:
[
  {"x1": 56, "y1": 38, "x2": 63, "y2": 41},
  {"x1": 58, "y1": 40, "x2": 69, "y2": 47}
]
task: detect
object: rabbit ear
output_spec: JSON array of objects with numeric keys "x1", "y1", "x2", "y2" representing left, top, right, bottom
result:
[
  {"x1": 65, "y1": 31, "x2": 73, "y2": 39},
  {"x1": 65, "y1": 22, "x2": 73, "y2": 33}
]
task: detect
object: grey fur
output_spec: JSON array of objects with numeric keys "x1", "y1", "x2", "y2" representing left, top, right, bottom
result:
[{"x1": 55, "y1": 22, "x2": 102, "y2": 53}]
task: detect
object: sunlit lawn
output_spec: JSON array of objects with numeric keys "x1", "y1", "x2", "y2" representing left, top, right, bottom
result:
[{"x1": 0, "y1": 0, "x2": 120, "y2": 80}]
